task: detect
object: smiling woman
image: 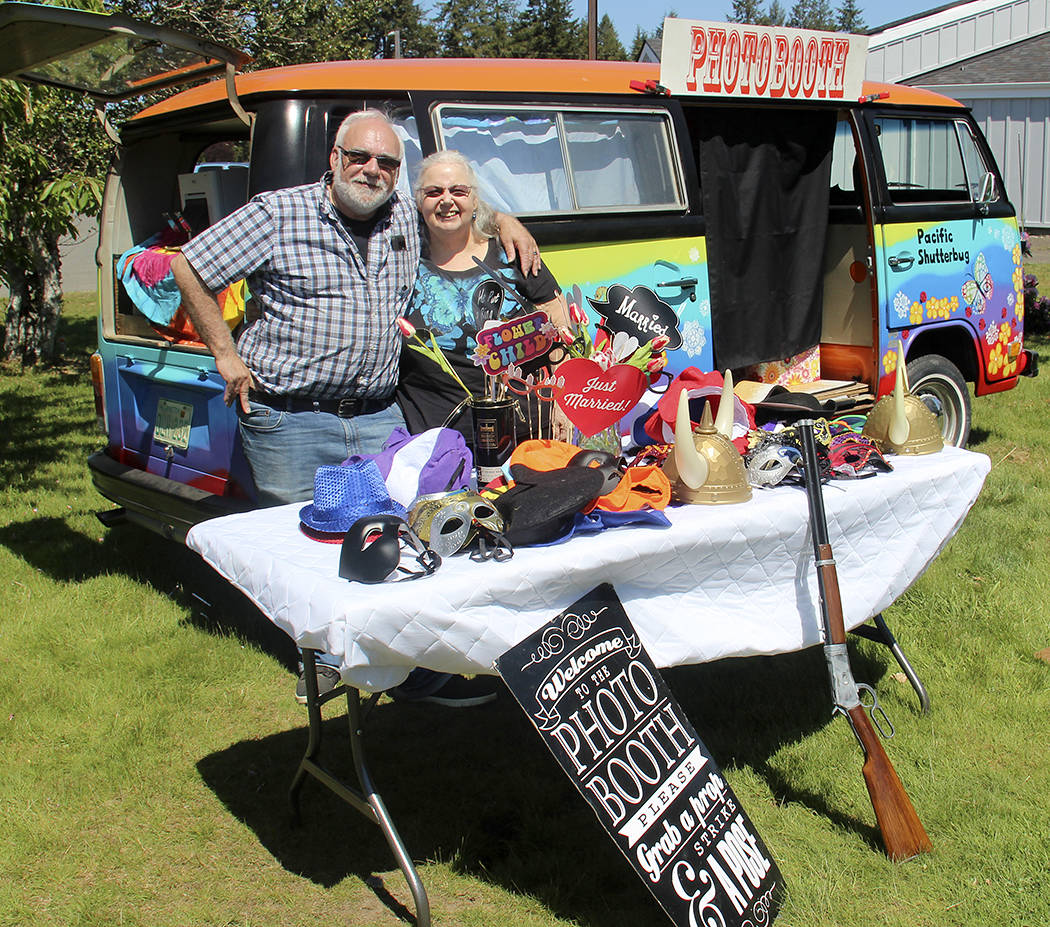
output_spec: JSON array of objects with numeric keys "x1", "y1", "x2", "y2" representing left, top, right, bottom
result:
[{"x1": 395, "y1": 150, "x2": 570, "y2": 442}]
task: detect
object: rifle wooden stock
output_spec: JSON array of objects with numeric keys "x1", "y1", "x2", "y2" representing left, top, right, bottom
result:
[
  {"x1": 846, "y1": 703, "x2": 933, "y2": 860},
  {"x1": 797, "y1": 420, "x2": 932, "y2": 860}
]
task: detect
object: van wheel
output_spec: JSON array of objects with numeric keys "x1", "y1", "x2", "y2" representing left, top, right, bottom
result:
[{"x1": 906, "y1": 354, "x2": 971, "y2": 448}]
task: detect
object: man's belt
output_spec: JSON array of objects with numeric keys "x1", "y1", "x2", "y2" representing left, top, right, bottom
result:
[{"x1": 248, "y1": 389, "x2": 390, "y2": 418}]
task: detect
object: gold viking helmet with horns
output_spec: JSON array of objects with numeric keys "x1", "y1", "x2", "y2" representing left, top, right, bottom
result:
[
  {"x1": 662, "y1": 383, "x2": 752, "y2": 504},
  {"x1": 862, "y1": 342, "x2": 944, "y2": 455}
]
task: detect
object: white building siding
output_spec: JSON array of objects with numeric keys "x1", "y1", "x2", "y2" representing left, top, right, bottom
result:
[
  {"x1": 868, "y1": 0, "x2": 1050, "y2": 82},
  {"x1": 933, "y1": 87, "x2": 1050, "y2": 227}
]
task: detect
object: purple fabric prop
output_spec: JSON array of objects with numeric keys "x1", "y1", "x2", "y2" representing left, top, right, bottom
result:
[{"x1": 344, "y1": 427, "x2": 473, "y2": 509}]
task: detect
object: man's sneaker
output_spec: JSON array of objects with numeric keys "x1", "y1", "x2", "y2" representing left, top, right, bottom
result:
[
  {"x1": 416, "y1": 674, "x2": 499, "y2": 708},
  {"x1": 295, "y1": 664, "x2": 343, "y2": 705}
]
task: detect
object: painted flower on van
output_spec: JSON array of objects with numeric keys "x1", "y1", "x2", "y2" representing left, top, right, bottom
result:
[
  {"x1": 681, "y1": 319, "x2": 708, "y2": 357},
  {"x1": 924, "y1": 295, "x2": 957, "y2": 322},
  {"x1": 893, "y1": 290, "x2": 909, "y2": 322},
  {"x1": 988, "y1": 343, "x2": 1004, "y2": 376},
  {"x1": 881, "y1": 347, "x2": 898, "y2": 376},
  {"x1": 987, "y1": 339, "x2": 1017, "y2": 378}
]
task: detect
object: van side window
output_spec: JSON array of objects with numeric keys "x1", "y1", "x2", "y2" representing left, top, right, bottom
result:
[
  {"x1": 873, "y1": 117, "x2": 981, "y2": 204},
  {"x1": 829, "y1": 115, "x2": 859, "y2": 205},
  {"x1": 392, "y1": 113, "x2": 422, "y2": 199},
  {"x1": 434, "y1": 106, "x2": 684, "y2": 216},
  {"x1": 955, "y1": 120, "x2": 992, "y2": 200}
]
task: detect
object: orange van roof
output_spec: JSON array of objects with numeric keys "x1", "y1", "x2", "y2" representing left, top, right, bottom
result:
[{"x1": 133, "y1": 58, "x2": 964, "y2": 120}]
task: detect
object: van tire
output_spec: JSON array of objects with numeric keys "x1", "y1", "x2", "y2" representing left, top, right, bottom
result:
[{"x1": 906, "y1": 354, "x2": 971, "y2": 448}]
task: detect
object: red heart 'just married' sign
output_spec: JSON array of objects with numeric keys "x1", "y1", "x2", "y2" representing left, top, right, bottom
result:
[{"x1": 553, "y1": 358, "x2": 647, "y2": 436}]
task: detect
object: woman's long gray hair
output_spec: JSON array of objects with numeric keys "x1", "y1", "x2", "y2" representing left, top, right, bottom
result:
[{"x1": 413, "y1": 150, "x2": 497, "y2": 239}]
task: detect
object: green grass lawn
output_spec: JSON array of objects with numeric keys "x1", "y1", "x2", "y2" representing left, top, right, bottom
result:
[{"x1": 1, "y1": 293, "x2": 1048, "y2": 926}]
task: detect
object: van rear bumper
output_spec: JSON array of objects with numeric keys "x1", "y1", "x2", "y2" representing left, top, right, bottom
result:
[{"x1": 88, "y1": 451, "x2": 255, "y2": 543}]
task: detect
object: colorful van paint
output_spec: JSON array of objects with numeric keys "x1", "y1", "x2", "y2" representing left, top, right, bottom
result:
[
  {"x1": 543, "y1": 238, "x2": 714, "y2": 376},
  {"x1": 875, "y1": 216, "x2": 1024, "y2": 394}
]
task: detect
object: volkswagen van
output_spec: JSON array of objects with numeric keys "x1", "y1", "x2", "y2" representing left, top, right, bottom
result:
[{"x1": 1, "y1": 3, "x2": 1036, "y2": 540}]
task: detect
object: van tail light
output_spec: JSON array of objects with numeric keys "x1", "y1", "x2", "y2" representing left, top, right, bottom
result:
[{"x1": 89, "y1": 352, "x2": 108, "y2": 435}]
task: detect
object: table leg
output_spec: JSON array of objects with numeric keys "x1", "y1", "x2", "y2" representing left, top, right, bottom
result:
[
  {"x1": 288, "y1": 649, "x2": 431, "y2": 927},
  {"x1": 850, "y1": 613, "x2": 931, "y2": 714}
]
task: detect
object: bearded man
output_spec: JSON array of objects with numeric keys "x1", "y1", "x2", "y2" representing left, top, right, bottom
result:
[
  {"x1": 172, "y1": 109, "x2": 537, "y2": 705},
  {"x1": 173, "y1": 109, "x2": 537, "y2": 505}
]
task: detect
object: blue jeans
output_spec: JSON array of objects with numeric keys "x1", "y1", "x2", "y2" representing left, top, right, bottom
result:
[
  {"x1": 238, "y1": 400, "x2": 406, "y2": 506},
  {"x1": 238, "y1": 398, "x2": 405, "y2": 671}
]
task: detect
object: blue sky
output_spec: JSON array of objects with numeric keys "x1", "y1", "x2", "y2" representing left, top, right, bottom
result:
[{"x1": 573, "y1": 0, "x2": 940, "y2": 43}]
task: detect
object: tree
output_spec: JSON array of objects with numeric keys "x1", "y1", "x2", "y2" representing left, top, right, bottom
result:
[
  {"x1": 435, "y1": 0, "x2": 520, "y2": 57},
  {"x1": 629, "y1": 9, "x2": 676, "y2": 60},
  {"x1": 1, "y1": 81, "x2": 104, "y2": 365},
  {"x1": 760, "y1": 0, "x2": 788, "y2": 25},
  {"x1": 116, "y1": 0, "x2": 378, "y2": 68},
  {"x1": 512, "y1": 0, "x2": 583, "y2": 59},
  {"x1": 729, "y1": 0, "x2": 766, "y2": 24},
  {"x1": 787, "y1": 0, "x2": 835, "y2": 30},
  {"x1": 836, "y1": 0, "x2": 865, "y2": 32},
  {"x1": 365, "y1": 0, "x2": 440, "y2": 59},
  {"x1": 596, "y1": 14, "x2": 627, "y2": 61}
]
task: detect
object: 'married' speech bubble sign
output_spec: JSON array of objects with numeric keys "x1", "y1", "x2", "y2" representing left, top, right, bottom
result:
[
  {"x1": 588, "y1": 284, "x2": 683, "y2": 350},
  {"x1": 495, "y1": 584, "x2": 784, "y2": 927}
]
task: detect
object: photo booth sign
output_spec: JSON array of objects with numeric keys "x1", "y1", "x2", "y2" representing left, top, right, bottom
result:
[
  {"x1": 495, "y1": 584, "x2": 784, "y2": 927},
  {"x1": 660, "y1": 18, "x2": 868, "y2": 102}
]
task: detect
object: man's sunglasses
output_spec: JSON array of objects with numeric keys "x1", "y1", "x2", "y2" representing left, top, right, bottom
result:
[{"x1": 336, "y1": 146, "x2": 401, "y2": 172}]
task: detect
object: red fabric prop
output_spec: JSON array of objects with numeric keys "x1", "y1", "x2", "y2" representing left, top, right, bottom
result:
[{"x1": 644, "y1": 367, "x2": 756, "y2": 454}]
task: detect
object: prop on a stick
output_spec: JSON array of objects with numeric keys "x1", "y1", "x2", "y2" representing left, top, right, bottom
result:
[
  {"x1": 796, "y1": 419, "x2": 933, "y2": 861},
  {"x1": 552, "y1": 358, "x2": 646, "y2": 437},
  {"x1": 548, "y1": 300, "x2": 670, "y2": 438}
]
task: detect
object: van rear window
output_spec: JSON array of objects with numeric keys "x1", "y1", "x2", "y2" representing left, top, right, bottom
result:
[{"x1": 434, "y1": 105, "x2": 684, "y2": 217}]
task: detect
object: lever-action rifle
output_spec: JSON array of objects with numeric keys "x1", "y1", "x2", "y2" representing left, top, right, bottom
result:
[{"x1": 796, "y1": 419, "x2": 933, "y2": 860}]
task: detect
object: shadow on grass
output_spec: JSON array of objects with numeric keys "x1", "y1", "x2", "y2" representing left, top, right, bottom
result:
[
  {"x1": 0, "y1": 313, "x2": 99, "y2": 494},
  {"x1": 0, "y1": 380, "x2": 95, "y2": 494},
  {"x1": 0, "y1": 515, "x2": 299, "y2": 672},
  {"x1": 196, "y1": 645, "x2": 895, "y2": 925}
]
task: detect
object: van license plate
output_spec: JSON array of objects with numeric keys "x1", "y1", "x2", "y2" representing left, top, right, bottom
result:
[{"x1": 155, "y1": 399, "x2": 193, "y2": 449}]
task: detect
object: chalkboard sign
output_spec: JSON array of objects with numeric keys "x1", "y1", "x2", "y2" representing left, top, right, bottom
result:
[
  {"x1": 495, "y1": 583, "x2": 784, "y2": 927},
  {"x1": 587, "y1": 284, "x2": 683, "y2": 351}
]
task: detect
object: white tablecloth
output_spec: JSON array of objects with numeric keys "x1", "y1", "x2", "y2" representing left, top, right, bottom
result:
[{"x1": 186, "y1": 447, "x2": 990, "y2": 692}]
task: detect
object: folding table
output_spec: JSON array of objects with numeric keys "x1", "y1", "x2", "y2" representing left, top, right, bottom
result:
[{"x1": 187, "y1": 446, "x2": 990, "y2": 926}]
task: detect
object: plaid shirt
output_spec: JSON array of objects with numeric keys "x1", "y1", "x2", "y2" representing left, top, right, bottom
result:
[{"x1": 182, "y1": 174, "x2": 420, "y2": 399}]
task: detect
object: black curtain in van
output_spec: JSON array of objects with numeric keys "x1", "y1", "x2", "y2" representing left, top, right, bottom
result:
[{"x1": 697, "y1": 108, "x2": 836, "y2": 371}]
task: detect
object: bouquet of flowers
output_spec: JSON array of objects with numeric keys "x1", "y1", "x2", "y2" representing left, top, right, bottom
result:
[{"x1": 551, "y1": 302, "x2": 670, "y2": 380}]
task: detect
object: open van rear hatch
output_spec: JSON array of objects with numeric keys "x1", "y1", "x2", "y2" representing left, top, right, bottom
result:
[{"x1": 0, "y1": 1, "x2": 251, "y2": 134}]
